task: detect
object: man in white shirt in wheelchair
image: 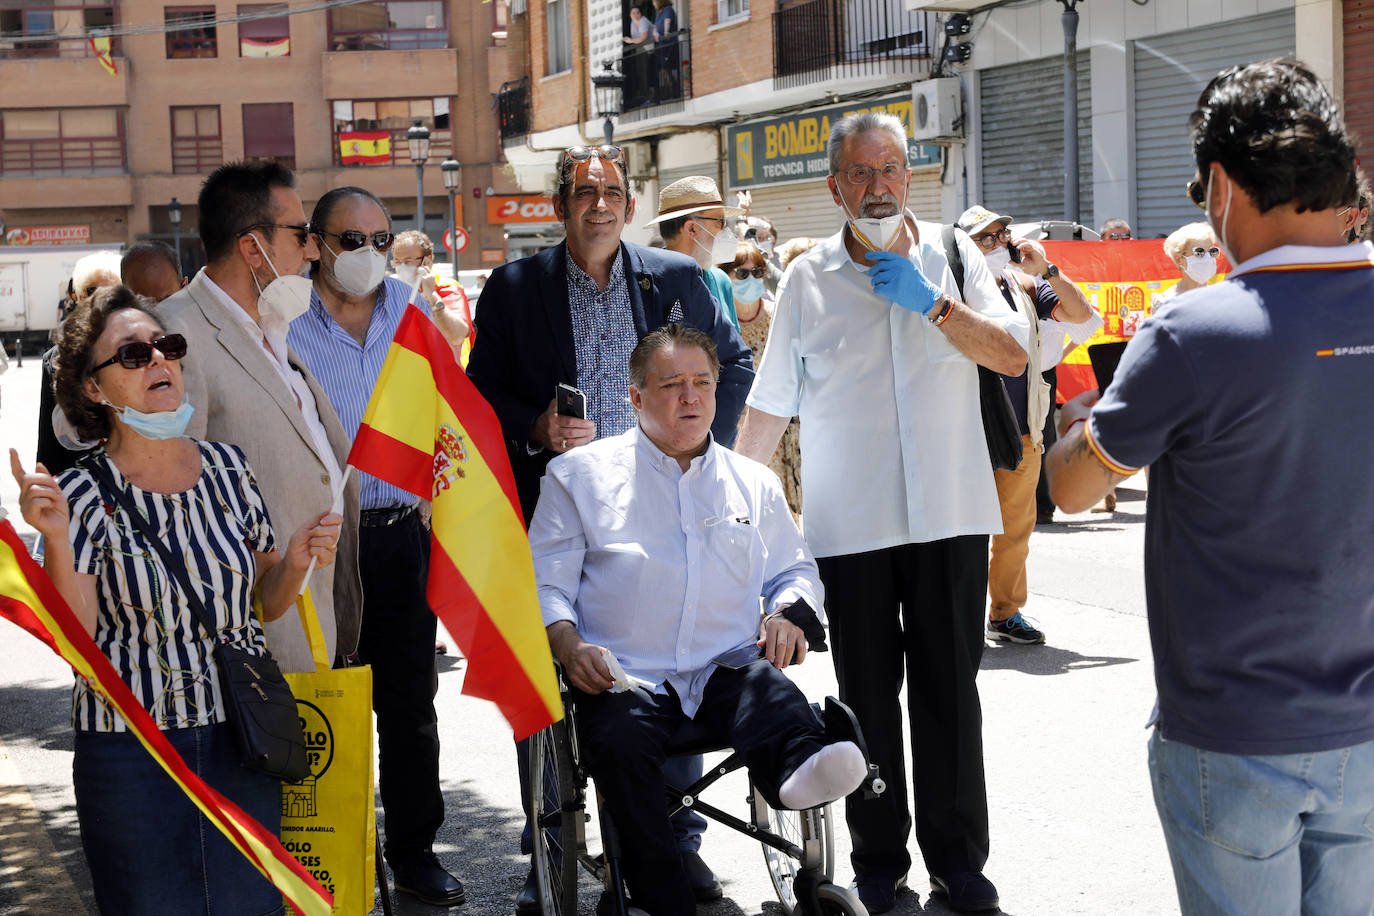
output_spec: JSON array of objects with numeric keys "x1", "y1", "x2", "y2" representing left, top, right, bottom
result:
[{"x1": 530, "y1": 323, "x2": 867, "y2": 915}]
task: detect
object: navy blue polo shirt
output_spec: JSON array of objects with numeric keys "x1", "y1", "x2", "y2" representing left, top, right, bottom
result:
[{"x1": 1086, "y1": 245, "x2": 1374, "y2": 756}]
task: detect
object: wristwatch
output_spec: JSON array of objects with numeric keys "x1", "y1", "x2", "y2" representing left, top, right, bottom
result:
[{"x1": 1041, "y1": 262, "x2": 1060, "y2": 281}]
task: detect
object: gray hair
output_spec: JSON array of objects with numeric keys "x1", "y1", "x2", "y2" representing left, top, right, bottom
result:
[{"x1": 827, "y1": 111, "x2": 907, "y2": 175}]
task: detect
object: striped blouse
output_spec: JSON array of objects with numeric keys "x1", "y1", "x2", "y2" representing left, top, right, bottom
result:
[{"x1": 57, "y1": 441, "x2": 277, "y2": 733}]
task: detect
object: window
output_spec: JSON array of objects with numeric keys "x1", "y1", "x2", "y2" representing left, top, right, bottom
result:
[
  {"x1": 328, "y1": 0, "x2": 447, "y2": 51},
  {"x1": 171, "y1": 106, "x2": 221, "y2": 174},
  {"x1": 0, "y1": 108, "x2": 125, "y2": 176},
  {"x1": 238, "y1": 4, "x2": 289, "y2": 56},
  {"x1": 0, "y1": 0, "x2": 115, "y2": 59},
  {"x1": 717, "y1": 0, "x2": 748, "y2": 22},
  {"x1": 242, "y1": 102, "x2": 294, "y2": 168},
  {"x1": 332, "y1": 97, "x2": 451, "y2": 166},
  {"x1": 165, "y1": 6, "x2": 217, "y2": 58},
  {"x1": 491, "y1": 0, "x2": 507, "y2": 45},
  {"x1": 546, "y1": 0, "x2": 570, "y2": 74}
]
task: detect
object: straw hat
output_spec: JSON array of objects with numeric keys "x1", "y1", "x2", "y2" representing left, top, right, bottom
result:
[{"x1": 643, "y1": 176, "x2": 745, "y2": 226}]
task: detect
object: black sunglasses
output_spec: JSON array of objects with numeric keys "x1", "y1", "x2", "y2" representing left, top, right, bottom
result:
[
  {"x1": 239, "y1": 222, "x2": 311, "y2": 247},
  {"x1": 732, "y1": 266, "x2": 767, "y2": 280},
  {"x1": 89, "y1": 334, "x2": 188, "y2": 374},
  {"x1": 564, "y1": 145, "x2": 624, "y2": 164},
  {"x1": 317, "y1": 229, "x2": 395, "y2": 253},
  {"x1": 1186, "y1": 179, "x2": 1206, "y2": 209}
]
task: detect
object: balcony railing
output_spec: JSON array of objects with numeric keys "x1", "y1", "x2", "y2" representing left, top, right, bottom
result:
[
  {"x1": 172, "y1": 137, "x2": 223, "y2": 175},
  {"x1": 497, "y1": 77, "x2": 530, "y2": 145},
  {"x1": 0, "y1": 137, "x2": 125, "y2": 176},
  {"x1": 0, "y1": 35, "x2": 117, "y2": 58},
  {"x1": 621, "y1": 29, "x2": 690, "y2": 114},
  {"x1": 773, "y1": 0, "x2": 932, "y2": 89},
  {"x1": 333, "y1": 125, "x2": 452, "y2": 167}
]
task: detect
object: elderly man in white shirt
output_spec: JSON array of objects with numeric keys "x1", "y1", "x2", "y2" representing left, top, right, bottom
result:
[
  {"x1": 735, "y1": 112, "x2": 1028, "y2": 915},
  {"x1": 530, "y1": 324, "x2": 867, "y2": 916}
]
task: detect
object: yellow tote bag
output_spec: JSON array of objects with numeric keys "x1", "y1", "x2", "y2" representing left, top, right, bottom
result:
[{"x1": 280, "y1": 591, "x2": 376, "y2": 915}]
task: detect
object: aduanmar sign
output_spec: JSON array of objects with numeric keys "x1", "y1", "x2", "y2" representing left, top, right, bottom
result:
[{"x1": 726, "y1": 91, "x2": 940, "y2": 190}]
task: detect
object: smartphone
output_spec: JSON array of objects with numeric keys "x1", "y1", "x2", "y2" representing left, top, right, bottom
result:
[
  {"x1": 1087, "y1": 341, "x2": 1128, "y2": 393},
  {"x1": 556, "y1": 383, "x2": 586, "y2": 419},
  {"x1": 1008, "y1": 241, "x2": 1022, "y2": 264}
]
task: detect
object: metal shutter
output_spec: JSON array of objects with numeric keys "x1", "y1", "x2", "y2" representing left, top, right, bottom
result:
[
  {"x1": 1132, "y1": 12, "x2": 1294, "y2": 238},
  {"x1": 979, "y1": 52, "x2": 1092, "y2": 224},
  {"x1": 1344, "y1": 0, "x2": 1374, "y2": 167},
  {"x1": 742, "y1": 168, "x2": 941, "y2": 242},
  {"x1": 657, "y1": 162, "x2": 718, "y2": 190}
]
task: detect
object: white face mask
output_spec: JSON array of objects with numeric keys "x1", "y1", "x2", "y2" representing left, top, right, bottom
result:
[
  {"x1": 757, "y1": 239, "x2": 774, "y2": 257},
  {"x1": 837, "y1": 179, "x2": 909, "y2": 252},
  {"x1": 1183, "y1": 255, "x2": 1217, "y2": 284},
  {"x1": 249, "y1": 233, "x2": 313, "y2": 324},
  {"x1": 694, "y1": 222, "x2": 738, "y2": 268},
  {"x1": 394, "y1": 263, "x2": 420, "y2": 285},
  {"x1": 983, "y1": 246, "x2": 1012, "y2": 274},
  {"x1": 325, "y1": 241, "x2": 388, "y2": 297}
]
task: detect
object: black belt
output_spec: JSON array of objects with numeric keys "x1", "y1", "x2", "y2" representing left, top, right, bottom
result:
[{"x1": 359, "y1": 505, "x2": 417, "y2": 528}]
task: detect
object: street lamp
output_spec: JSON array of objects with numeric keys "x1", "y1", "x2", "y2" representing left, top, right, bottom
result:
[
  {"x1": 441, "y1": 158, "x2": 461, "y2": 268},
  {"x1": 406, "y1": 119, "x2": 431, "y2": 234},
  {"x1": 168, "y1": 197, "x2": 183, "y2": 269},
  {"x1": 591, "y1": 59, "x2": 625, "y2": 146}
]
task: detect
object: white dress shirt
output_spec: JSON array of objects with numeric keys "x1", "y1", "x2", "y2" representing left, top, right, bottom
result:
[
  {"x1": 530, "y1": 427, "x2": 823, "y2": 717},
  {"x1": 747, "y1": 218, "x2": 1029, "y2": 558}
]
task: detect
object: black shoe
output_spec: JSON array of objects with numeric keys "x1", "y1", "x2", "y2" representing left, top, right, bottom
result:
[
  {"x1": 930, "y1": 871, "x2": 999, "y2": 912},
  {"x1": 680, "y1": 849, "x2": 723, "y2": 902},
  {"x1": 514, "y1": 865, "x2": 540, "y2": 914},
  {"x1": 392, "y1": 853, "x2": 465, "y2": 907},
  {"x1": 849, "y1": 873, "x2": 907, "y2": 914}
]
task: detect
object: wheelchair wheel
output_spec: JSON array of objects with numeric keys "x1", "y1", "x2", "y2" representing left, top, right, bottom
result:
[
  {"x1": 761, "y1": 801, "x2": 835, "y2": 911},
  {"x1": 814, "y1": 881, "x2": 868, "y2": 915},
  {"x1": 529, "y1": 718, "x2": 578, "y2": 916}
]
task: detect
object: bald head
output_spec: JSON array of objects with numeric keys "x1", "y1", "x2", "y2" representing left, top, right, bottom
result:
[{"x1": 120, "y1": 243, "x2": 185, "y2": 303}]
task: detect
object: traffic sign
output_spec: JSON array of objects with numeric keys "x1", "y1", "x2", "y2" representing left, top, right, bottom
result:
[{"x1": 444, "y1": 227, "x2": 469, "y2": 253}]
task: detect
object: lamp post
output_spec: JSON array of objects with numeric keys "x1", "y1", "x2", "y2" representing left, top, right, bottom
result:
[
  {"x1": 441, "y1": 158, "x2": 461, "y2": 268},
  {"x1": 590, "y1": 60, "x2": 625, "y2": 146},
  {"x1": 168, "y1": 197, "x2": 183, "y2": 269},
  {"x1": 406, "y1": 119, "x2": 431, "y2": 233}
]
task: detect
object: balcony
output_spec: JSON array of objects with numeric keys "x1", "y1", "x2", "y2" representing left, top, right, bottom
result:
[
  {"x1": 621, "y1": 30, "x2": 691, "y2": 117},
  {"x1": 497, "y1": 77, "x2": 529, "y2": 146},
  {"x1": 320, "y1": 48, "x2": 458, "y2": 101},
  {"x1": 1, "y1": 136, "x2": 124, "y2": 177},
  {"x1": 773, "y1": 0, "x2": 932, "y2": 89},
  {"x1": 333, "y1": 125, "x2": 452, "y2": 167}
]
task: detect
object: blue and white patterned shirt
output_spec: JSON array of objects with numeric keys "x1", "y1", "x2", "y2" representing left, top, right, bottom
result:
[
  {"x1": 566, "y1": 250, "x2": 638, "y2": 438},
  {"x1": 288, "y1": 277, "x2": 432, "y2": 510}
]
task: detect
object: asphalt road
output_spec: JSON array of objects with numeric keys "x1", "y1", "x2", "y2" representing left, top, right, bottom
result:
[{"x1": 0, "y1": 357, "x2": 1175, "y2": 915}]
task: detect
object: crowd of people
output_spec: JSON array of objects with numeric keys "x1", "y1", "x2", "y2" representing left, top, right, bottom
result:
[{"x1": 6, "y1": 56, "x2": 1374, "y2": 916}]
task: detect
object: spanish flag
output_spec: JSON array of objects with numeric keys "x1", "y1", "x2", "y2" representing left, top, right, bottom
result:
[
  {"x1": 347, "y1": 306, "x2": 561, "y2": 740},
  {"x1": 89, "y1": 36, "x2": 117, "y2": 76},
  {"x1": 0, "y1": 520, "x2": 333, "y2": 916},
  {"x1": 339, "y1": 130, "x2": 391, "y2": 166}
]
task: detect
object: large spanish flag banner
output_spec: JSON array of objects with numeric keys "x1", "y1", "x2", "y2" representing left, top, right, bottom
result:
[
  {"x1": 347, "y1": 306, "x2": 561, "y2": 740},
  {"x1": 339, "y1": 131, "x2": 391, "y2": 166},
  {"x1": 1041, "y1": 239, "x2": 1230, "y2": 401},
  {"x1": 0, "y1": 520, "x2": 333, "y2": 916}
]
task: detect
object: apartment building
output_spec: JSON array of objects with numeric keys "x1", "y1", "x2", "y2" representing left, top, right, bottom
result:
[
  {"x1": 0, "y1": 0, "x2": 524, "y2": 270},
  {"x1": 493, "y1": 0, "x2": 1363, "y2": 248}
]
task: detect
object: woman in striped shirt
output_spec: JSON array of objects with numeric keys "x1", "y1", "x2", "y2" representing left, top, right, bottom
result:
[{"x1": 11, "y1": 285, "x2": 342, "y2": 916}]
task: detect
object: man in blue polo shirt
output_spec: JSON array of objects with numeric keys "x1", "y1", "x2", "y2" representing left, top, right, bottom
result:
[{"x1": 1046, "y1": 58, "x2": 1374, "y2": 915}]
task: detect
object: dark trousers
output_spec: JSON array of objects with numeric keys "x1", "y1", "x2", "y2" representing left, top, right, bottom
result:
[
  {"x1": 818, "y1": 536, "x2": 991, "y2": 881},
  {"x1": 357, "y1": 512, "x2": 443, "y2": 865},
  {"x1": 575, "y1": 660, "x2": 829, "y2": 916}
]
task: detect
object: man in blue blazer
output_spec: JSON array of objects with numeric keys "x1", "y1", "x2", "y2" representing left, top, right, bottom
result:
[
  {"x1": 468, "y1": 145, "x2": 752, "y2": 911},
  {"x1": 467, "y1": 146, "x2": 753, "y2": 523}
]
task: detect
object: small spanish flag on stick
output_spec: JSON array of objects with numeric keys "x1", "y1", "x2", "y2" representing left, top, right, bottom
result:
[
  {"x1": 348, "y1": 305, "x2": 562, "y2": 740},
  {"x1": 0, "y1": 520, "x2": 334, "y2": 916}
]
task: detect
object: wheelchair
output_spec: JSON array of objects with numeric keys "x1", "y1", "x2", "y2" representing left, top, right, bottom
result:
[{"x1": 527, "y1": 675, "x2": 886, "y2": 915}]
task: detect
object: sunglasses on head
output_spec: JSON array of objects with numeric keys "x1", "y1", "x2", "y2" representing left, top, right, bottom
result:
[
  {"x1": 732, "y1": 266, "x2": 767, "y2": 280},
  {"x1": 89, "y1": 334, "x2": 187, "y2": 374},
  {"x1": 564, "y1": 145, "x2": 624, "y2": 164},
  {"x1": 239, "y1": 222, "x2": 311, "y2": 247},
  {"x1": 318, "y1": 229, "x2": 395, "y2": 253}
]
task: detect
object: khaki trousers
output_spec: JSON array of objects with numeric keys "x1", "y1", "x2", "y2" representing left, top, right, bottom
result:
[{"x1": 988, "y1": 434, "x2": 1041, "y2": 620}]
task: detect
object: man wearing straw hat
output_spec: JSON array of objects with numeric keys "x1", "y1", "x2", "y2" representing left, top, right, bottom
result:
[{"x1": 646, "y1": 175, "x2": 745, "y2": 330}]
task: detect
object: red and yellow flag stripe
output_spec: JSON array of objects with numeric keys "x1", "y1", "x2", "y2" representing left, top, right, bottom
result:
[
  {"x1": 0, "y1": 520, "x2": 333, "y2": 916},
  {"x1": 348, "y1": 305, "x2": 561, "y2": 740}
]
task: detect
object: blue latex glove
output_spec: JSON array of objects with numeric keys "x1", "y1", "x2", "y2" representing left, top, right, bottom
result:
[{"x1": 866, "y1": 250, "x2": 943, "y2": 316}]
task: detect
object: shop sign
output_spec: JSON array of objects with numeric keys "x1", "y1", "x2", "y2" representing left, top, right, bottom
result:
[
  {"x1": 4, "y1": 224, "x2": 91, "y2": 245},
  {"x1": 726, "y1": 92, "x2": 940, "y2": 189},
  {"x1": 486, "y1": 195, "x2": 558, "y2": 225}
]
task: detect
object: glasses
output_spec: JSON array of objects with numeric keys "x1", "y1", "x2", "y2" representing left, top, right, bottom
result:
[
  {"x1": 89, "y1": 334, "x2": 188, "y2": 374},
  {"x1": 564, "y1": 145, "x2": 624, "y2": 164},
  {"x1": 239, "y1": 222, "x2": 311, "y2": 247},
  {"x1": 972, "y1": 229, "x2": 1011, "y2": 250},
  {"x1": 1186, "y1": 179, "x2": 1206, "y2": 209},
  {"x1": 1104, "y1": 231, "x2": 1132, "y2": 240},
  {"x1": 1190, "y1": 246, "x2": 1221, "y2": 258},
  {"x1": 732, "y1": 266, "x2": 767, "y2": 280},
  {"x1": 838, "y1": 163, "x2": 906, "y2": 186},
  {"x1": 317, "y1": 229, "x2": 395, "y2": 253},
  {"x1": 691, "y1": 215, "x2": 725, "y2": 227}
]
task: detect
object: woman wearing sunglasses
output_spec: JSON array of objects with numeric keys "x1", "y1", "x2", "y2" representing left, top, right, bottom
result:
[
  {"x1": 724, "y1": 240, "x2": 802, "y2": 519},
  {"x1": 1160, "y1": 221, "x2": 1224, "y2": 302},
  {"x1": 10, "y1": 285, "x2": 342, "y2": 916}
]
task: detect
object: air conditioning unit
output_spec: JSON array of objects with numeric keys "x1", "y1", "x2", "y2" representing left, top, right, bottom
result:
[
  {"x1": 623, "y1": 141, "x2": 656, "y2": 181},
  {"x1": 910, "y1": 77, "x2": 962, "y2": 141}
]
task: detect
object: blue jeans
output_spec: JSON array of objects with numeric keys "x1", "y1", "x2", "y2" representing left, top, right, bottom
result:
[
  {"x1": 1148, "y1": 728, "x2": 1374, "y2": 916},
  {"x1": 74, "y1": 722, "x2": 285, "y2": 916}
]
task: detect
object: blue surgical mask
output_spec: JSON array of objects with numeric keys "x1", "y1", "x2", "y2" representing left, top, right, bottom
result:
[
  {"x1": 98, "y1": 384, "x2": 195, "y2": 440},
  {"x1": 732, "y1": 275, "x2": 765, "y2": 303}
]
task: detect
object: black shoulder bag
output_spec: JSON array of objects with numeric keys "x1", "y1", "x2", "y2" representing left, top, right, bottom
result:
[
  {"x1": 940, "y1": 225, "x2": 1024, "y2": 472},
  {"x1": 86, "y1": 456, "x2": 310, "y2": 783}
]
